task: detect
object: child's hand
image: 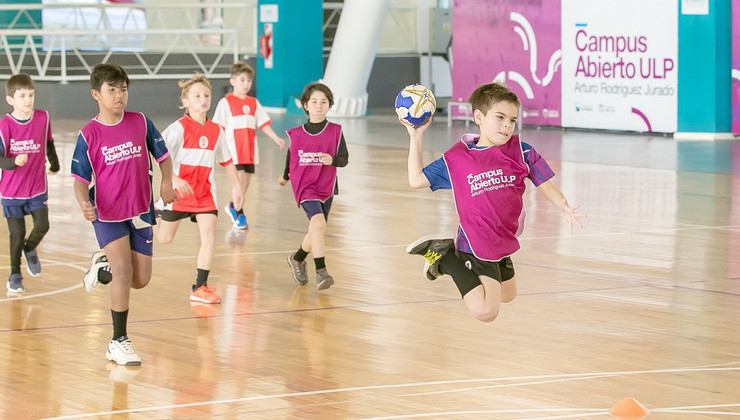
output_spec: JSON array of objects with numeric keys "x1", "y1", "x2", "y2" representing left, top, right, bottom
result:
[
  {"x1": 320, "y1": 153, "x2": 333, "y2": 166},
  {"x1": 172, "y1": 175, "x2": 193, "y2": 197},
  {"x1": 14, "y1": 154, "x2": 28, "y2": 167},
  {"x1": 278, "y1": 176, "x2": 288, "y2": 186},
  {"x1": 561, "y1": 199, "x2": 587, "y2": 233},
  {"x1": 47, "y1": 169, "x2": 59, "y2": 175},
  {"x1": 160, "y1": 181, "x2": 177, "y2": 205},
  {"x1": 274, "y1": 137, "x2": 286, "y2": 150},
  {"x1": 80, "y1": 201, "x2": 97, "y2": 221},
  {"x1": 399, "y1": 116, "x2": 432, "y2": 136},
  {"x1": 231, "y1": 184, "x2": 244, "y2": 211}
]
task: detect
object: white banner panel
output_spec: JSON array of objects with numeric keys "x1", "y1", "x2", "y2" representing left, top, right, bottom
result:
[{"x1": 561, "y1": 0, "x2": 677, "y2": 132}]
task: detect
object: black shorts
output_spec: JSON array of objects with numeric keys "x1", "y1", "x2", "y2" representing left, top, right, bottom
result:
[
  {"x1": 456, "y1": 250, "x2": 515, "y2": 283},
  {"x1": 235, "y1": 164, "x2": 255, "y2": 173},
  {"x1": 161, "y1": 210, "x2": 218, "y2": 223}
]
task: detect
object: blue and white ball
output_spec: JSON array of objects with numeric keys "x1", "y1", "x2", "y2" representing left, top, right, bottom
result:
[{"x1": 395, "y1": 84, "x2": 436, "y2": 127}]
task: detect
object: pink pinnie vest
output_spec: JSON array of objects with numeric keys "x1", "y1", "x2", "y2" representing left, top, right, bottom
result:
[
  {"x1": 443, "y1": 134, "x2": 530, "y2": 261},
  {"x1": 286, "y1": 122, "x2": 341, "y2": 205},
  {"x1": 0, "y1": 109, "x2": 49, "y2": 199},
  {"x1": 80, "y1": 112, "x2": 152, "y2": 222}
]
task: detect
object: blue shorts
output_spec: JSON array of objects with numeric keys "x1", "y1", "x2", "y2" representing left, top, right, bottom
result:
[
  {"x1": 2, "y1": 193, "x2": 48, "y2": 219},
  {"x1": 301, "y1": 197, "x2": 333, "y2": 221},
  {"x1": 92, "y1": 219, "x2": 153, "y2": 256}
]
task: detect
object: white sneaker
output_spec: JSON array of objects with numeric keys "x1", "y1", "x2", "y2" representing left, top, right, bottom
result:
[
  {"x1": 106, "y1": 336, "x2": 142, "y2": 366},
  {"x1": 83, "y1": 250, "x2": 109, "y2": 292}
]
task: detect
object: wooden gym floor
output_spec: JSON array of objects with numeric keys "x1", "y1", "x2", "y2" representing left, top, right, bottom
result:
[{"x1": 0, "y1": 112, "x2": 738, "y2": 419}]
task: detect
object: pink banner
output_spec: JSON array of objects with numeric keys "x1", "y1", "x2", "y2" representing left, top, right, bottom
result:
[{"x1": 451, "y1": 0, "x2": 561, "y2": 126}]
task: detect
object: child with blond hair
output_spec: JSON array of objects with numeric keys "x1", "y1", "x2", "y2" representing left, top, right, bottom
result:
[{"x1": 157, "y1": 73, "x2": 244, "y2": 305}]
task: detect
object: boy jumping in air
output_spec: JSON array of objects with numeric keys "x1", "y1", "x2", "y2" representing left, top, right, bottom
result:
[{"x1": 401, "y1": 82, "x2": 586, "y2": 323}]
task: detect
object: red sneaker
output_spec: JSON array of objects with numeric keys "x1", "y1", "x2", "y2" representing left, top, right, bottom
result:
[{"x1": 189, "y1": 285, "x2": 221, "y2": 304}]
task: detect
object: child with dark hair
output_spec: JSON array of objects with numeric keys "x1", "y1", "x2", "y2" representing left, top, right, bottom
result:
[
  {"x1": 279, "y1": 82, "x2": 348, "y2": 290},
  {"x1": 0, "y1": 73, "x2": 60, "y2": 293},
  {"x1": 72, "y1": 63, "x2": 177, "y2": 365}
]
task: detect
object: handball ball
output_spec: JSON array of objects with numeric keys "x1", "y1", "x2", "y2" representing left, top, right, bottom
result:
[{"x1": 395, "y1": 84, "x2": 436, "y2": 127}]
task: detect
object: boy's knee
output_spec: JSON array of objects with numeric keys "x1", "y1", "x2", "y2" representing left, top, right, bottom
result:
[
  {"x1": 112, "y1": 264, "x2": 134, "y2": 283},
  {"x1": 471, "y1": 305, "x2": 500, "y2": 323},
  {"x1": 309, "y1": 217, "x2": 326, "y2": 231},
  {"x1": 500, "y1": 282, "x2": 517, "y2": 303},
  {"x1": 200, "y1": 230, "x2": 217, "y2": 246},
  {"x1": 34, "y1": 220, "x2": 50, "y2": 235},
  {"x1": 500, "y1": 291, "x2": 517, "y2": 303},
  {"x1": 131, "y1": 277, "x2": 150, "y2": 289}
]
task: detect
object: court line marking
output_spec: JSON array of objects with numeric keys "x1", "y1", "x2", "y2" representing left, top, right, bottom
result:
[
  {"x1": 0, "y1": 256, "x2": 84, "y2": 302},
  {"x1": 3, "y1": 222, "x2": 738, "y2": 304},
  {"x1": 398, "y1": 365, "x2": 740, "y2": 397},
  {"x1": 362, "y1": 409, "x2": 605, "y2": 420},
  {"x1": 362, "y1": 403, "x2": 740, "y2": 420},
  {"x1": 40, "y1": 363, "x2": 740, "y2": 419}
]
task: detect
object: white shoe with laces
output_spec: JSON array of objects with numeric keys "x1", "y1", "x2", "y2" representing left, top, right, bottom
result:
[
  {"x1": 106, "y1": 336, "x2": 142, "y2": 366},
  {"x1": 83, "y1": 250, "x2": 109, "y2": 292}
]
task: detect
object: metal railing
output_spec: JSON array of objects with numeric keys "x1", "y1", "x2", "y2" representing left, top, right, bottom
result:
[
  {"x1": 0, "y1": 1, "x2": 422, "y2": 82},
  {"x1": 1, "y1": 28, "x2": 239, "y2": 82}
]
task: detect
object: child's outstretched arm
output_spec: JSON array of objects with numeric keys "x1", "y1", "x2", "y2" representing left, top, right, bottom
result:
[
  {"x1": 401, "y1": 117, "x2": 432, "y2": 189},
  {"x1": 224, "y1": 163, "x2": 244, "y2": 210},
  {"x1": 537, "y1": 180, "x2": 587, "y2": 233},
  {"x1": 158, "y1": 156, "x2": 177, "y2": 205},
  {"x1": 260, "y1": 125, "x2": 285, "y2": 149}
]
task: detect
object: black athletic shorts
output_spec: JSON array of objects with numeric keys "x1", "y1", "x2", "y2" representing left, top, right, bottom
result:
[
  {"x1": 456, "y1": 250, "x2": 515, "y2": 283},
  {"x1": 161, "y1": 210, "x2": 218, "y2": 223},
  {"x1": 235, "y1": 164, "x2": 255, "y2": 173}
]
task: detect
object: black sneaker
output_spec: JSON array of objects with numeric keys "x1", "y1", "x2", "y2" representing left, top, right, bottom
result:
[{"x1": 406, "y1": 236, "x2": 455, "y2": 280}]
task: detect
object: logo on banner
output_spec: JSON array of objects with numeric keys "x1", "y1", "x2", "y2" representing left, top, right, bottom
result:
[
  {"x1": 561, "y1": 0, "x2": 678, "y2": 133},
  {"x1": 493, "y1": 12, "x2": 561, "y2": 120}
]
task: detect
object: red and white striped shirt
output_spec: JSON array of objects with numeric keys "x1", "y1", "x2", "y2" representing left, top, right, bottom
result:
[
  {"x1": 161, "y1": 114, "x2": 232, "y2": 212},
  {"x1": 212, "y1": 93, "x2": 271, "y2": 165}
]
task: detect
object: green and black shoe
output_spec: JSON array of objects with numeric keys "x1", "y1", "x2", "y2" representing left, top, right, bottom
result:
[{"x1": 406, "y1": 236, "x2": 455, "y2": 280}]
